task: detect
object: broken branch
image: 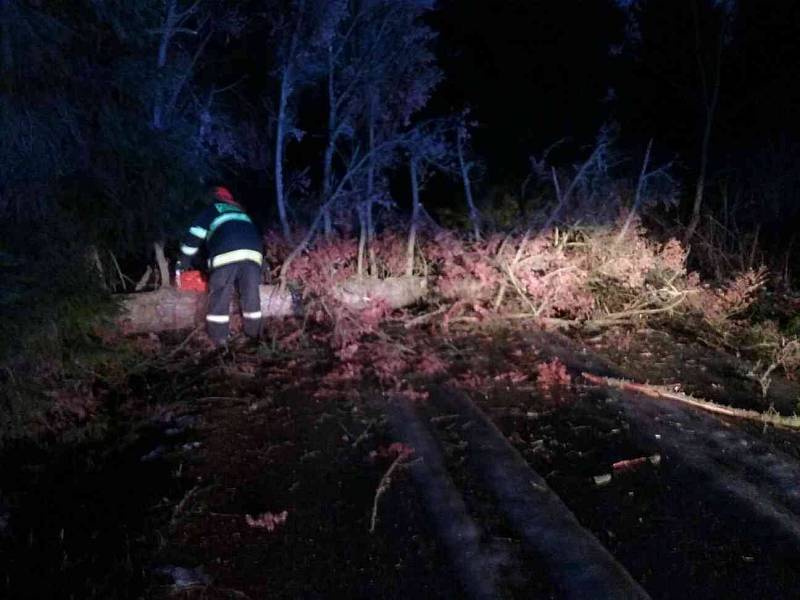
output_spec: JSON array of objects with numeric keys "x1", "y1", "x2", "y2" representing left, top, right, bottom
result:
[
  {"x1": 369, "y1": 446, "x2": 415, "y2": 533},
  {"x1": 582, "y1": 372, "x2": 800, "y2": 429}
]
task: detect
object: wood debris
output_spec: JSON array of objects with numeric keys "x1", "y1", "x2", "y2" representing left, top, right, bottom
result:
[{"x1": 582, "y1": 372, "x2": 800, "y2": 430}]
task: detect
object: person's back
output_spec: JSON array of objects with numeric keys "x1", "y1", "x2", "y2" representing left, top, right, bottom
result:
[{"x1": 179, "y1": 186, "x2": 263, "y2": 346}]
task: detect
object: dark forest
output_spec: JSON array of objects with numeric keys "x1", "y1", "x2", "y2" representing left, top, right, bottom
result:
[{"x1": 2, "y1": 1, "x2": 800, "y2": 598}]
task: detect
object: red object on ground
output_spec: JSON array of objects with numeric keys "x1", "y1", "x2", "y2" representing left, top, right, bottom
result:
[{"x1": 178, "y1": 270, "x2": 208, "y2": 292}]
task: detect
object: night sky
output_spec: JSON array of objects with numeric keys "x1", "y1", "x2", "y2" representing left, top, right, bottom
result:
[{"x1": 432, "y1": 1, "x2": 800, "y2": 178}]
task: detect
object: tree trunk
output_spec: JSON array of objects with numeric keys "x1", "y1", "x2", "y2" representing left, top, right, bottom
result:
[
  {"x1": 405, "y1": 158, "x2": 420, "y2": 277},
  {"x1": 152, "y1": 0, "x2": 176, "y2": 130},
  {"x1": 118, "y1": 285, "x2": 297, "y2": 334},
  {"x1": 366, "y1": 93, "x2": 378, "y2": 275},
  {"x1": 457, "y1": 128, "x2": 481, "y2": 241},
  {"x1": 616, "y1": 139, "x2": 653, "y2": 245},
  {"x1": 322, "y1": 47, "x2": 337, "y2": 202},
  {"x1": 357, "y1": 203, "x2": 367, "y2": 277},
  {"x1": 684, "y1": 1, "x2": 724, "y2": 246},
  {"x1": 322, "y1": 206, "x2": 332, "y2": 238},
  {"x1": 684, "y1": 109, "x2": 714, "y2": 245},
  {"x1": 321, "y1": 46, "x2": 339, "y2": 241},
  {"x1": 89, "y1": 245, "x2": 107, "y2": 290},
  {"x1": 118, "y1": 277, "x2": 426, "y2": 334},
  {"x1": 135, "y1": 266, "x2": 153, "y2": 291},
  {"x1": 782, "y1": 233, "x2": 796, "y2": 288},
  {"x1": 154, "y1": 241, "x2": 170, "y2": 288},
  {"x1": 275, "y1": 69, "x2": 292, "y2": 240}
]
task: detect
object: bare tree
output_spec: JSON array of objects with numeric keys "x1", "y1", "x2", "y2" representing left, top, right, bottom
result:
[
  {"x1": 328, "y1": 0, "x2": 441, "y2": 271},
  {"x1": 617, "y1": 0, "x2": 735, "y2": 245},
  {"x1": 150, "y1": 0, "x2": 211, "y2": 131},
  {"x1": 456, "y1": 112, "x2": 482, "y2": 240},
  {"x1": 268, "y1": 0, "x2": 347, "y2": 239},
  {"x1": 272, "y1": 5, "x2": 303, "y2": 240},
  {"x1": 683, "y1": 0, "x2": 732, "y2": 244},
  {"x1": 402, "y1": 121, "x2": 451, "y2": 276}
]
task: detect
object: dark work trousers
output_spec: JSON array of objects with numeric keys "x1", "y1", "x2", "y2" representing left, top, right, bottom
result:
[{"x1": 206, "y1": 261, "x2": 262, "y2": 345}]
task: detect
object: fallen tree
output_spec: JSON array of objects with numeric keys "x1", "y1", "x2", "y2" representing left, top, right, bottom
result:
[
  {"x1": 118, "y1": 277, "x2": 426, "y2": 334},
  {"x1": 118, "y1": 223, "x2": 766, "y2": 337}
]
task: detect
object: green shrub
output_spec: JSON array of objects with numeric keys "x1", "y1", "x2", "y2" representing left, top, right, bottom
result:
[{"x1": 0, "y1": 213, "x2": 118, "y2": 442}]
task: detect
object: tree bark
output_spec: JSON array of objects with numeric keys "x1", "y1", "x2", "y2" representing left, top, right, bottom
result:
[
  {"x1": 685, "y1": 105, "x2": 715, "y2": 245},
  {"x1": 273, "y1": 7, "x2": 306, "y2": 241},
  {"x1": 616, "y1": 139, "x2": 653, "y2": 245},
  {"x1": 118, "y1": 285, "x2": 296, "y2": 334},
  {"x1": 154, "y1": 241, "x2": 170, "y2": 288},
  {"x1": 275, "y1": 68, "x2": 293, "y2": 240},
  {"x1": 366, "y1": 92, "x2": 378, "y2": 275},
  {"x1": 135, "y1": 266, "x2": 153, "y2": 291},
  {"x1": 684, "y1": 0, "x2": 724, "y2": 246},
  {"x1": 89, "y1": 245, "x2": 107, "y2": 290},
  {"x1": 117, "y1": 277, "x2": 426, "y2": 334},
  {"x1": 457, "y1": 126, "x2": 481, "y2": 241},
  {"x1": 357, "y1": 203, "x2": 367, "y2": 277},
  {"x1": 152, "y1": 0, "x2": 176, "y2": 129},
  {"x1": 405, "y1": 158, "x2": 420, "y2": 277}
]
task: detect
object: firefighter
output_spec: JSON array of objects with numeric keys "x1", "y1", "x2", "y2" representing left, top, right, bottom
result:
[{"x1": 178, "y1": 186, "x2": 263, "y2": 347}]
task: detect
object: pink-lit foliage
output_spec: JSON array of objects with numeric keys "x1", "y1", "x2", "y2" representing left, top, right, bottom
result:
[
  {"x1": 535, "y1": 358, "x2": 572, "y2": 397},
  {"x1": 511, "y1": 235, "x2": 595, "y2": 319},
  {"x1": 370, "y1": 442, "x2": 415, "y2": 462},
  {"x1": 420, "y1": 221, "x2": 691, "y2": 321},
  {"x1": 415, "y1": 349, "x2": 448, "y2": 375},
  {"x1": 689, "y1": 267, "x2": 767, "y2": 324},
  {"x1": 314, "y1": 337, "x2": 432, "y2": 401},
  {"x1": 332, "y1": 299, "x2": 394, "y2": 349},
  {"x1": 424, "y1": 231, "x2": 504, "y2": 301},
  {"x1": 268, "y1": 217, "x2": 701, "y2": 333},
  {"x1": 245, "y1": 510, "x2": 288, "y2": 532},
  {"x1": 372, "y1": 347, "x2": 410, "y2": 387},
  {"x1": 268, "y1": 232, "x2": 410, "y2": 350},
  {"x1": 288, "y1": 236, "x2": 360, "y2": 299},
  {"x1": 370, "y1": 232, "x2": 411, "y2": 278},
  {"x1": 493, "y1": 370, "x2": 529, "y2": 384},
  {"x1": 454, "y1": 370, "x2": 491, "y2": 391}
]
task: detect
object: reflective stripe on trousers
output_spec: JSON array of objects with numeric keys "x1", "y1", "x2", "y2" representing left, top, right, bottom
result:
[{"x1": 206, "y1": 314, "x2": 230, "y2": 323}]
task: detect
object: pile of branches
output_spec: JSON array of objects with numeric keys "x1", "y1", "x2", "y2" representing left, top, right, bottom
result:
[
  {"x1": 260, "y1": 216, "x2": 767, "y2": 341},
  {"x1": 421, "y1": 219, "x2": 764, "y2": 329}
]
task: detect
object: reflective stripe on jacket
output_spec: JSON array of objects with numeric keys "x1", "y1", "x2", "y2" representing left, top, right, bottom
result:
[{"x1": 180, "y1": 202, "x2": 262, "y2": 269}]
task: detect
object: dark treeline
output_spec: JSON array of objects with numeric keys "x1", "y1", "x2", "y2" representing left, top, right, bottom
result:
[
  {"x1": 435, "y1": 0, "x2": 800, "y2": 274},
  {"x1": 2, "y1": 0, "x2": 800, "y2": 368}
]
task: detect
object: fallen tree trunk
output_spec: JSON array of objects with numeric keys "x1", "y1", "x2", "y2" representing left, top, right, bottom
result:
[
  {"x1": 332, "y1": 276, "x2": 427, "y2": 310},
  {"x1": 118, "y1": 277, "x2": 426, "y2": 334},
  {"x1": 118, "y1": 285, "x2": 296, "y2": 334}
]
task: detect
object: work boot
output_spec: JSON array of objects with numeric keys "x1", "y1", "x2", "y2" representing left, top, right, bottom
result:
[
  {"x1": 198, "y1": 334, "x2": 227, "y2": 352},
  {"x1": 228, "y1": 333, "x2": 259, "y2": 352}
]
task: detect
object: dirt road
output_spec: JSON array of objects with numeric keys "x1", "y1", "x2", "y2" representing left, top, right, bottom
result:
[{"x1": 3, "y1": 325, "x2": 800, "y2": 598}]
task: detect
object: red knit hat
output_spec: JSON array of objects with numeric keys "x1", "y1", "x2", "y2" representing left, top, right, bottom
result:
[{"x1": 213, "y1": 186, "x2": 236, "y2": 204}]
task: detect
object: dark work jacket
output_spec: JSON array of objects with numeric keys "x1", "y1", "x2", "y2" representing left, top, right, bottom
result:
[{"x1": 180, "y1": 202, "x2": 263, "y2": 270}]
